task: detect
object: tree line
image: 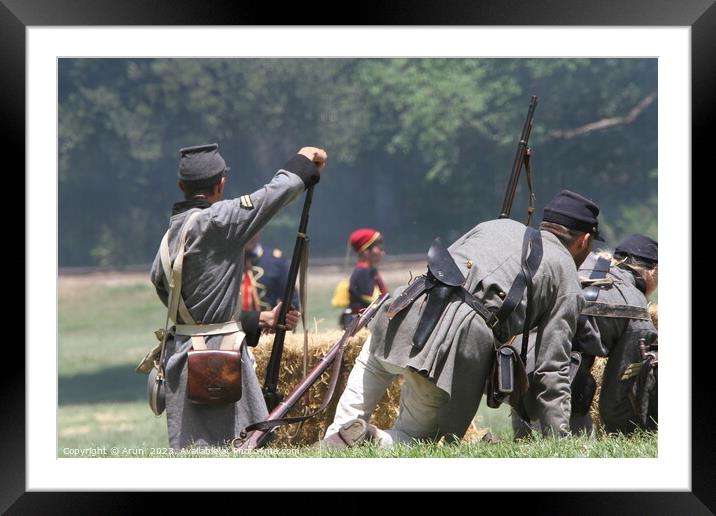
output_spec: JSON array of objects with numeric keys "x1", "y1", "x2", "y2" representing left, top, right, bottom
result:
[{"x1": 59, "y1": 58, "x2": 657, "y2": 267}]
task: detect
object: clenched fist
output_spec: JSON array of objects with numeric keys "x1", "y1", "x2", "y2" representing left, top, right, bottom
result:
[{"x1": 297, "y1": 147, "x2": 328, "y2": 171}]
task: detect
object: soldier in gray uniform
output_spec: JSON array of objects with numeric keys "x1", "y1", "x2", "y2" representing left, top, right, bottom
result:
[
  {"x1": 150, "y1": 143, "x2": 326, "y2": 450},
  {"x1": 512, "y1": 234, "x2": 658, "y2": 437},
  {"x1": 322, "y1": 190, "x2": 602, "y2": 447}
]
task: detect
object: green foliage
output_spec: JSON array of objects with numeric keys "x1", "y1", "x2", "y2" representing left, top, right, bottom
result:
[{"x1": 59, "y1": 58, "x2": 657, "y2": 266}]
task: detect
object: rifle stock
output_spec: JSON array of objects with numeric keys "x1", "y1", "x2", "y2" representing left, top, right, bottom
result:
[
  {"x1": 237, "y1": 293, "x2": 390, "y2": 450},
  {"x1": 498, "y1": 95, "x2": 538, "y2": 220}
]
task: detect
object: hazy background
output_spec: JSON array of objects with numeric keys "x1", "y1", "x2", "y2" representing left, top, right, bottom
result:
[{"x1": 58, "y1": 58, "x2": 657, "y2": 267}]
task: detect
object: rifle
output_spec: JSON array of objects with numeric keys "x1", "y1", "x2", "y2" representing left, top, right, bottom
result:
[
  {"x1": 234, "y1": 292, "x2": 390, "y2": 450},
  {"x1": 262, "y1": 185, "x2": 314, "y2": 412},
  {"x1": 498, "y1": 95, "x2": 538, "y2": 224},
  {"x1": 487, "y1": 96, "x2": 539, "y2": 413}
]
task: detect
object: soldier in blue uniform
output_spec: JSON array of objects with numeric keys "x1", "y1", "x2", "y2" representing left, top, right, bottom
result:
[{"x1": 242, "y1": 232, "x2": 299, "y2": 313}]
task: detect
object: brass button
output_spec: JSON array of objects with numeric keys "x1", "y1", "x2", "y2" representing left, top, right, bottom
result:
[
  {"x1": 498, "y1": 291, "x2": 506, "y2": 299},
  {"x1": 466, "y1": 260, "x2": 473, "y2": 269}
]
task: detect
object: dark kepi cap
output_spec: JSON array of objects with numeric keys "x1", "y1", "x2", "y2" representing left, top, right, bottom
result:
[
  {"x1": 178, "y1": 143, "x2": 228, "y2": 188},
  {"x1": 614, "y1": 234, "x2": 658, "y2": 265},
  {"x1": 542, "y1": 189, "x2": 603, "y2": 241}
]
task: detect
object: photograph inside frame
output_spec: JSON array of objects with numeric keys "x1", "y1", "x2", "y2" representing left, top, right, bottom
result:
[{"x1": 57, "y1": 57, "x2": 658, "y2": 460}]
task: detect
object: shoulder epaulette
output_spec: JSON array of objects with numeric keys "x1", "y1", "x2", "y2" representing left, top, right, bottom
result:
[{"x1": 240, "y1": 194, "x2": 254, "y2": 210}]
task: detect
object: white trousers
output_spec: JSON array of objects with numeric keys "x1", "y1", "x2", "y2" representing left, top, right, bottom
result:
[{"x1": 325, "y1": 334, "x2": 449, "y2": 446}]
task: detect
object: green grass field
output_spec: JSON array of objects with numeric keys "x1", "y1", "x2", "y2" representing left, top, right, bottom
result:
[{"x1": 58, "y1": 270, "x2": 657, "y2": 458}]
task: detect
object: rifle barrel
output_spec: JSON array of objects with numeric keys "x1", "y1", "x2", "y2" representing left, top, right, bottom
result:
[
  {"x1": 263, "y1": 185, "x2": 315, "y2": 410},
  {"x1": 498, "y1": 95, "x2": 538, "y2": 219}
]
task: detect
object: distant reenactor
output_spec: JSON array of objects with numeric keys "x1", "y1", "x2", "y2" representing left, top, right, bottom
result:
[
  {"x1": 332, "y1": 228, "x2": 388, "y2": 330},
  {"x1": 242, "y1": 232, "x2": 299, "y2": 313}
]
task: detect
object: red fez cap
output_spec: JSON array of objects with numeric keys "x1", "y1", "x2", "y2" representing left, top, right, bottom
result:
[{"x1": 349, "y1": 228, "x2": 382, "y2": 253}]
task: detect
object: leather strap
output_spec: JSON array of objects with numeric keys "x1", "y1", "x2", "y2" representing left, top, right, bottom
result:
[
  {"x1": 165, "y1": 212, "x2": 202, "y2": 325},
  {"x1": 520, "y1": 227, "x2": 543, "y2": 366},
  {"x1": 157, "y1": 211, "x2": 202, "y2": 378},
  {"x1": 583, "y1": 256, "x2": 611, "y2": 302},
  {"x1": 160, "y1": 220, "x2": 197, "y2": 325},
  {"x1": 190, "y1": 332, "x2": 243, "y2": 351},
  {"x1": 483, "y1": 227, "x2": 543, "y2": 418},
  {"x1": 298, "y1": 231, "x2": 311, "y2": 414},
  {"x1": 495, "y1": 227, "x2": 543, "y2": 341},
  {"x1": 455, "y1": 287, "x2": 499, "y2": 326},
  {"x1": 175, "y1": 321, "x2": 241, "y2": 336},
  {"x1": 524, "y1": 148, "x2": 536, "y2": 226},
  {"x1": 386, "y1": 275, "x2": 431, "y2": 320}
]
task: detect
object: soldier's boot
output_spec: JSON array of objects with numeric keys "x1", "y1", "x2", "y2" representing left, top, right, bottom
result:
[{"x1": 315, "y1": 418, "x2": 369, "y2": 450}]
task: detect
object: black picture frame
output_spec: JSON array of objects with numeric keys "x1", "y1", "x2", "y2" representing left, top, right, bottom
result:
[{"x1": 6, "y1": 0, "x2": 709, "y2": 511}]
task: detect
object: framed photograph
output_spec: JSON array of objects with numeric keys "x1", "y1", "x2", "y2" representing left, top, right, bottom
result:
[{"x1": 8, "y1": 0, "x2": 710, "y2": 510}]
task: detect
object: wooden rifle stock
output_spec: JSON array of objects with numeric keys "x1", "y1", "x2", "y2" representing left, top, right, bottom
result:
[
  {"x1": 262, "y1": 185, "x2": 314, "y2": 411},
  {"x1": 498, "y1": 95, "x2": 538, "y2": 220},
  {"x1": 237, "y1": 293, "x2": 390, "y2": 450}
]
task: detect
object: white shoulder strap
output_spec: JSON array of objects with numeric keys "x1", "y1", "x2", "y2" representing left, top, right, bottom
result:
[
  {"x1": 156, "y1": 209, "x2": 202, "y2": 374},
  {"x1": 166, "y1": 210, "x2": 202, "y2": 325},
  {"x1": 160, "y1": 211, "x2": 202, "y2": 325},
  {"x1": 159, "y1": 209, "x2": 246, "y2": 354}
]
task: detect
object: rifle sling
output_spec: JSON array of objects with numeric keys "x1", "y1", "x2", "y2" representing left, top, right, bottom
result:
[
  {"x1": 299, "y1": 232, "x2": 310, "y2": 403},
  {"x1": 524, "y1": 149, "x2": 536, "y2": 226},
  {"x1": 522, "y1": 227, "x2": 543, "y2": 364},
  {"x1": 495, "y1": 227, "x2": 542, "y2": 336}
]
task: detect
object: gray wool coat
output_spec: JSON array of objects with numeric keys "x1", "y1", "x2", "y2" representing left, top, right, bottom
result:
[
  {"x1": 575, "y1": 252, "x2": 658, "y2": 433},
  {"x1": 368, "y1": 218, "x2": 583, "y2": 438},
  {"x1": 150, "y1": 166, "x2": 310, "y2": 450}
]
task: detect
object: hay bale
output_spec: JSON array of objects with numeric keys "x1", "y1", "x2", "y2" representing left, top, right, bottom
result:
[
  {"x1": 589, "y1": 356, "x2": 607, "y2": 434},
  {"x1": 250, "y1": 329, "x2": 401, "y2": 447},
  {"x1": 648, "y1": 302, "x2": 658, "y2": 329},
  {"x1": 462, "y1": 421, "x2": 489, "y2": 442}
]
